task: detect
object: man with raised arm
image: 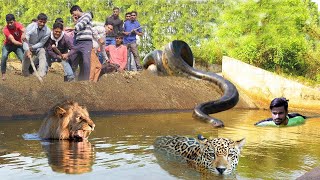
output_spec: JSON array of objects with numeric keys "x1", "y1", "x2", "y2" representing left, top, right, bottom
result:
[{"x1": 68, "y1": 5, "x2": 93, "y2": 81}]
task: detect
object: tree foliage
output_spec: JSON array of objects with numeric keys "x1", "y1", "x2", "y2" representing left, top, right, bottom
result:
[
  {"x1": 0, "y1": 0, "x2": 319, "y2": 82},
  {"x1": 216, "y1": 0, "x2": 320, "y2": 80}
]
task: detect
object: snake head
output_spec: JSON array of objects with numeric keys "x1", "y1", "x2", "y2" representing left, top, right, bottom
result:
[{"x1": 212, "y1": 121, "x2": 224, "y2": 128}]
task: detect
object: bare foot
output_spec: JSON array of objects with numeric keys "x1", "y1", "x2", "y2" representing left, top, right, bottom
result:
[{"x1": 1, "y1": 74, "x2": 5, "y2": 81}]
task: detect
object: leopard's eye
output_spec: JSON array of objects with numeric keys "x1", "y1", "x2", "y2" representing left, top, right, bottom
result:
[{"x1": 209, "y1": 152, "x2": 215, "y2": 157}]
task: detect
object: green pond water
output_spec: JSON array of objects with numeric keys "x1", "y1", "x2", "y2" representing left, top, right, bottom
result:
[{"x1": 0, "y1": 109, "x2": 319, "y2": 179}]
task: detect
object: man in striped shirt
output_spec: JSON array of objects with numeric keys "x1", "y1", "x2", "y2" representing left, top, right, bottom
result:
[{"x1": 68, "y1": 5, "x2": 93, "y2": 81}]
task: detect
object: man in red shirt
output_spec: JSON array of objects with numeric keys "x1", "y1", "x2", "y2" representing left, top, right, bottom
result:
[{"x1": 1, "y1": 14, "x2": 25, "y2": 80}]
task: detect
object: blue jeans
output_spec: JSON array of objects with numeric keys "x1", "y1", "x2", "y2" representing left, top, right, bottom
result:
[
  {"x1": 48, "y1": 58, "x2": 75, "y2": 79},
  {"x1": 61, "y1": 60, "x2": 74, "y2": 79},
  {"x1": 105, "y1": 37, "x2": 115, "y2": 46},
  {"x1": 1, "y1": 44, "x2": 24, "y2": 73},
  {"x1": 126, "y1": 51, "x2": 137, "y2": 71},
  {"x1": 93, "y1": 37, "x2": 107, "y2": 64},
  {"x1": 98, "y1": 52, "x2": 104, "y2": 64}
]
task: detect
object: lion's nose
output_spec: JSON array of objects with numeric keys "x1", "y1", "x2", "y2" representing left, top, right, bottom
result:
[{"x1": 89, "y1": 123, "x2": 95, "y2": 131}]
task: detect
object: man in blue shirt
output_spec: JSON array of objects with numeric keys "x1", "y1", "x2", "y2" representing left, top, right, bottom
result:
[
  {"x1": 22, "y1": 13, "x2": 50, "y2": 78},
  {"x1": 123, "y1": 11, "x2": 143, "y2": 71}
]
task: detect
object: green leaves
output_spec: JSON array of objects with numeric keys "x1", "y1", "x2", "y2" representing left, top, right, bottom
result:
[
  {"x1": 0, "y1": 0, "x2": 319, "y2": 83},
  {"x1": 216, "y1": 0, "x2": 319, "y2": 81}
]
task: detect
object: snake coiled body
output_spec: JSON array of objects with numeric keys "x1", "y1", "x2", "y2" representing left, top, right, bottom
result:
[{"x1": 143, "y1": 40, "x2": 239, "y2": 127}]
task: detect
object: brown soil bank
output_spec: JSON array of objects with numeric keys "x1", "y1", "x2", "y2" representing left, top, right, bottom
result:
[
  {"x1": 1, "y1": 62, "x2": 253, "y2": 120},
  {"x1": 2, "y1": 60, "x2": 317, "y2": 120}
]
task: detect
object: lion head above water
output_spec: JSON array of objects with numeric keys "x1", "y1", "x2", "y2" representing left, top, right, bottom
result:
[{"x1": 38, "y1": 100, "x2": 95, "y2": 140}]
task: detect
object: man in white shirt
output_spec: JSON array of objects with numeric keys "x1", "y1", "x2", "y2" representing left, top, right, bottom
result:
[
  {"x1": 22, "y1": 13, "x2": 51, "y2": 77},
  {"x1": 92, "y1": 24, "x2": 113, "y2": 64}
]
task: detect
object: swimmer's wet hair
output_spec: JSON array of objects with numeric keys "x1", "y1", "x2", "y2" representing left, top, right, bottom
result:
[{"x1": 270, "y1": 97, "x2": 289, "y2": 111}]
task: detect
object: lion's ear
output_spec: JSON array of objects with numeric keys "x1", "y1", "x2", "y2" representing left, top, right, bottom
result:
[{"x1": 54, "y1": 106, "x2": 66, "y2": 118}]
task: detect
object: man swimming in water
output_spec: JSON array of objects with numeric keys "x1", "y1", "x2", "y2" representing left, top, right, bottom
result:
[{"x1": 255, "y1": 97, "x2": 306, "y2": 126}]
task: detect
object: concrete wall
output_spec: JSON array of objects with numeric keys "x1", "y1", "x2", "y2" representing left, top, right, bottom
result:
[{"x1": 222, "y1": 56, "x2": 320, "y2": 112}]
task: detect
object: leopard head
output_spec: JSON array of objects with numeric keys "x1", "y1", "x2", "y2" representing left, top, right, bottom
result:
[{"x1": 198, "y1": 136, "x2": 245, "y2": 175}]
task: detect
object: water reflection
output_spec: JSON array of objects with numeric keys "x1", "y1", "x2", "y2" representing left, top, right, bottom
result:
[
  {"x1": 154, "y1": 150, "x2": 232, "y2": 180},
  {"x1": 41, "y1": 140, "x2": 95, "y2": 174},
  {"x1": 0, "y1": 110, "x2": 319, "y2": 179}
]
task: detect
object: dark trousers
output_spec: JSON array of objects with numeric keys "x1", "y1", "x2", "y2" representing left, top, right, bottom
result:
[
  {"x1": 126, "y1": 42, "x2": 141, "y2": 68},
  {"x1": 70, "y1": 40, "x2": 92, "y2": 81}
]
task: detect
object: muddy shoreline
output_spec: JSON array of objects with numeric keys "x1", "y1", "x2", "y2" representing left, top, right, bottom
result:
[{"x1": 0, "y1": 62, "x2": 234, "y2": 120}]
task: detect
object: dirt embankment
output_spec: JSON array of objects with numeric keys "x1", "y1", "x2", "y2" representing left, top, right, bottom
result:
[{"x1": 0, "y1": 61, "x2": 234, "y2": 120}]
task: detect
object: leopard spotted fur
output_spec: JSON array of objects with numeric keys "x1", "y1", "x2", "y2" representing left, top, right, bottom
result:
[{"x1": 154, "y1": 135, "x2": 245, "y2": 175}]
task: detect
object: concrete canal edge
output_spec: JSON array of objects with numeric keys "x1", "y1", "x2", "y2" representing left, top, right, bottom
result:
[
  {"x1": 296, "y1": 166, "x2": 320, "y2": 179},
  {"x1": 222, "y1": 56, "x2": 320, "y2": 113},
  {"x1": 222, "y1": 56, "x2": 320, "y2": 178}
]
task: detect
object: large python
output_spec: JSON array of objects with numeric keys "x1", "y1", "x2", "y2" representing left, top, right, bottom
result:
[{"x1": 142, "y1": 40, "x2": 239, "y2": 127}]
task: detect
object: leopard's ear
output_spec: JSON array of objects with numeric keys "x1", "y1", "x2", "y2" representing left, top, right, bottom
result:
[
  {"x1": 235, "y1": 138, "x2": 246, "y2": 150},
  {"x1": 198, "y1": 134, "x2": 208, "y2": 144},
  {"x1": 54, "y1": 106, "x2": 66, "y2": 118}
]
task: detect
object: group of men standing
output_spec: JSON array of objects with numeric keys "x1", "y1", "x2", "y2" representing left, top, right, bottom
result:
[
  {"x1": 105, "y1": 7, "x2": 143, "y2": 71},
  {"x1": 1, "y1": 5, "x2": 143, "y2": 82}
]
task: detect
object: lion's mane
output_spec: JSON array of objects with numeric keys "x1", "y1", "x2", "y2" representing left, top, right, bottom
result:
[{"x1": 38, "y1": 100, "x2": 95, "y2": 140}]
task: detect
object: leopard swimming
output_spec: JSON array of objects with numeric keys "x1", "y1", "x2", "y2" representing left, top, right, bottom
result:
[{"x1": 154, "y1": 135, "x2": 245, "y2": 175}]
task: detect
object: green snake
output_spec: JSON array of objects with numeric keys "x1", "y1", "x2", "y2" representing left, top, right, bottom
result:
[{"x1": 142, "y1": 40, "x2": 239, "y2": 127}]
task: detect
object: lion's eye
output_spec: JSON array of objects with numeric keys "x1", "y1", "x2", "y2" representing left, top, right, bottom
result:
[{"x1": 76, "y1": 116, "x2": 82, "y2": 121}]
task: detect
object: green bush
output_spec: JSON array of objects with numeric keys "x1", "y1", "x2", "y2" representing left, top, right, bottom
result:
[{"x1": 1, "y1": 0, "x2": 319, "y2": 84}]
